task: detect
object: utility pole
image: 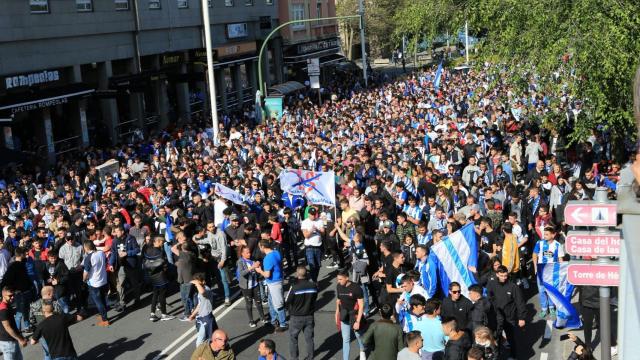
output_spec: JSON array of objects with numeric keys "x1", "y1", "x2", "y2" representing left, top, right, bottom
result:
[
  {"x1": 201, "y1": 0, "x2": 219, "y2": 141},
  {"x1": 465, "y1": 21, "x2": 469, "y2": 65},
  {"x1": 358, "y1": 0, "x2": 368, "y2": 88}
]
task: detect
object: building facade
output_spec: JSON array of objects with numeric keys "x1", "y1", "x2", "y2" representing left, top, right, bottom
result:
[
  {"x1": 278, "y1": 0, "x2": 342, "y2": 85},
  {"x1": 0, "y1": 0, "x2": 281, "y2": 163}
]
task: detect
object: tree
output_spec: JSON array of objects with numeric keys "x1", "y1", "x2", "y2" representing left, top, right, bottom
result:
[
  {"x1": 336, "y1": 0, "x2": 359, "y2": 60},
  {"x1": 468, "y1": 0, "x2": 640, "y2": 154}
]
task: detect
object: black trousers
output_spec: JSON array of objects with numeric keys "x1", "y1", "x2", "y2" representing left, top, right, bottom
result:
[
  {"x1": 241, "y1": 286, "x2": 265, "y2": 322},
  {"x1": 150, "y1": 285, "x2": 167, "y2": 314},
  {"x1": 497, "y1": 318, "x2": 519, "y2": 358},
  {"x1": 289, "y1": 315, "x2": 315, "y2": 360}
]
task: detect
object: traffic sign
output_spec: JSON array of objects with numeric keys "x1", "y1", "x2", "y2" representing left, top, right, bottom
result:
[
  {"x1": 564, "y1": 201, "x2": 617, "y2": 226},
  {"x1": 567, "y1": 263, "x2": 620, "y2": 287},
  {"x1": 565, "y1": 231, "x2": 621, "y2": 257}
]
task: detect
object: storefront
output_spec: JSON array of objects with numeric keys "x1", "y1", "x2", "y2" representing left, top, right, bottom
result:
[
  {"x1": 212, "y1": 40, "x2": 259, "y2": 112},
  {"x1": 283, "y1": 37, "x2": 344, "y2": 84},
  {"x1": 0, "y1": 68, "x2": 94, "y2": 163}
]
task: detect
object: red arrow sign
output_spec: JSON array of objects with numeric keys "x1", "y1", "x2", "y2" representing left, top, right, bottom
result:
[
  {"x1": 567, "y1": 263, "x2": 620, "y2": 287},
  {"x1": 565, "y1": 231, "x2": 621, "y2": 257},
  {"x1": 564, "y1": 202, "x2": 617, "y2": 226}
]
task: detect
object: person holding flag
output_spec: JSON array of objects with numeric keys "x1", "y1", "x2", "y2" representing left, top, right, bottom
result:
[{"x1": 532, "y1": 226, "x2": 565, "y2": 319}]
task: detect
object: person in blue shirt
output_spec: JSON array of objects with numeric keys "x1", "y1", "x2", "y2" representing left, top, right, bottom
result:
[
  {"x1": 256, "y1": 240, "x2": 287, "y2": 331},
  {"x1": 258, "y1": 338, "x2": 285, "y2": 360}
]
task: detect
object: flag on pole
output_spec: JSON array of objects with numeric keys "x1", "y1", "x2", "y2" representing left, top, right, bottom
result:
[
  {"x1": 538, "y1": 262, "x2": 582, "y2": 329},
  {"x1": 430, "y1": 222, "x2": 478, "y2": 298},
  {"x1": 165, "y1": 213, "x2": 174, "y2": 243},
  {"x1": 434, "y1": 61, "x2": 444, "y2": 91},
  {"x1": 213, "y1": 183, "x2": 245, "y2": 205},
  {"x1": 279, "y1": 169, "x2": 336, "y2": 207}
]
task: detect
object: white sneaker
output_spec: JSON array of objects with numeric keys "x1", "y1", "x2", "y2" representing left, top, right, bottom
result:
[
  {"x1": 611, "y1": 346, "x2": 618, "y2": 356},
  {"x1": 160, "y1": 314, "x2": 175, "y2": 321},
  {"x1": 359, "y1": 351, "x2": 366, "y2": 360}
]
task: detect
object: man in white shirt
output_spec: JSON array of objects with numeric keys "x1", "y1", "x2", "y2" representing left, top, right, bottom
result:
[
  {"x1": 82, "y1": 240, "x2": 109, "y2": 326},
  {"x1": 300, "y1": 208, "x2": 325, "y2": 282}
]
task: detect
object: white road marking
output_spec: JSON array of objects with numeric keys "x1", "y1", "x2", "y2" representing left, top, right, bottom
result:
[
  {"x1": 165, "y1": 296, "x2": 245, "y2": 359},
  {"x1": 543, "y1": 319, "x2": 554, "y2": 339},
  {"x1": 540, "y1": 352, "x2": 549, "y2": 360},
  {"x1": 152, "y1": 291, "x2": 240, "y2": 360}
]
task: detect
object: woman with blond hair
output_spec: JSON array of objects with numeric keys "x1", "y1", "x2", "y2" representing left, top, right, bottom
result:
[{"x1": 472, "y1": 326, "x2": 499, "y2": 360}]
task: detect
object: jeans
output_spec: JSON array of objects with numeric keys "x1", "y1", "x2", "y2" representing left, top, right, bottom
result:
[
  {"x1": 212, "y1": 260, "x2": 230, "y2": 299},
  {"x1": 163, "y1": 242, "x2": 174, "y2": 265},
  {"x1": 241, "y1": 286, "x2": 265, "y2": 322},
  {"x1": 42, "y1": 337, "x2": 51, "y2": 360},
  {"x1": 340, "y1": 321, "x2": 364, "y2": 360},
  {"x1": 0, "y1": 340, "x2": 22, "y2": 360},
  {"x1": 289, "y1": 315, "x2": 314, "y2": 360},
  {"x1": 14, "y1": 290, "x2": 31, "y2": 331},
  {"x1": 51, "y1": 357, "x2": 78, "y2": 360},
  {"x1": 361, "y1": 284, "x2": 370, "y2": 315},
  {"x1": 266, "y1": 282, "x2": 287, "y2": 327},
  {"x1": 180, "y1": 283, "x2": 194, "y2": 317},
  {"x1": 195, "y1": 314, "x2": 218, "y2": 347},
  {"x1": 57, "y1": 296, "x2": 70, "y2": 314},
  {"x1": 305, "y1": 246, "x2": 323, "y2": 282},
  {"x1": 88, "y1": 285, "x2": 108, "y2": 321},
  {"x1": 537, "y1": 278, "x2": 553, "y2": 311}
]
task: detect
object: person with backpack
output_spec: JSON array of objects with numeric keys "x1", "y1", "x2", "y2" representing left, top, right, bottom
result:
[{"x1": 143, "y1": 236, "x2": 174, "y2": 322}]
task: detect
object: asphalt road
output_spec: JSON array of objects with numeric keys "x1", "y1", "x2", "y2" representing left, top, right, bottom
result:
[{"x1": 22, "y1": 257, "x2": 618, "y2": 360}]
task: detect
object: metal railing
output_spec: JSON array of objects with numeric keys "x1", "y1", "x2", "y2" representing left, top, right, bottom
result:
[{"x1": 116, "y1": 118, "x2": 139, "y2": 141}]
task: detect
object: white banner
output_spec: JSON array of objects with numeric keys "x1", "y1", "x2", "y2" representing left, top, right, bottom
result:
[
  {"x1": 279, "y1": 169, "x2": 336, "y2": 207},
  {"x1": 213, "y1": 183, "x2": 245, "y2": 205}
]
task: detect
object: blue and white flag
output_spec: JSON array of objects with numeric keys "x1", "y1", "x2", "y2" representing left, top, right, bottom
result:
[
  {"x1": 538, "y1": 262, "x2": 582, "y2": 329},
  {"x1": 279, "y1": 169, "x2": 336, "y2": 207},
  {"x1": 434, "y1": 61, "x2": 444, "y2": 91},
  {"x1": 165, "y1": 214, "x2": 174, "y2": 243},
  {"x1": 213, "y1": 183, "x2": 245, "y2": 205},
  {"x1": 430, "y1": 222, "x2": 478, "y2": 298}
]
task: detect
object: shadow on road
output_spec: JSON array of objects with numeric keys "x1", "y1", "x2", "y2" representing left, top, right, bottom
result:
[{"x1": 79, "y1": 333, "x2": 152, "y2": 360}]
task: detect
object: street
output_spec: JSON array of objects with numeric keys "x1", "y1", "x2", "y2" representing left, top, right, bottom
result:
[{"x1": 21, "y1": 255, "x2": 618, "y2": 360}]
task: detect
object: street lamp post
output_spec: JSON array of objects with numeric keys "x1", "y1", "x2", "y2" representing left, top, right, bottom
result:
[
  {"x1": 257, "y1": 15, "x2": 363, "y2": 97},
  {"x1": 201, "y1": 0, "x2": 219, "y2": 141}
]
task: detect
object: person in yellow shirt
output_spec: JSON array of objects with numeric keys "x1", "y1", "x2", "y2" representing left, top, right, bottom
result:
[{"x1": 501, "y1": 222, "x2": 520, "y2": 277}]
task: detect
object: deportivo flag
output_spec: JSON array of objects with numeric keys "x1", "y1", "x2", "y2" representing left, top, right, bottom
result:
[
  {"x1": 430, "y1": 222, "x2": 478, "y2": 298},
  {"x1": 279, "y1": 169, "x2": 336, "y2": 207},
  {"x1": 213, "y1": 183, "x2": 245, "y2": 205},
  {"x1": 538, "y1": 262, "x2": 582, "y2": 329},
  {"x1": 434, "y1": 61, "x2": 444, "y2": 91}
]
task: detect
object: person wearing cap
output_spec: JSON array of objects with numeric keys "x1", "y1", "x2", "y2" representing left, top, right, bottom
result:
[{"x1": 300, "y1": 207, "x2": 324, "y2": 283}]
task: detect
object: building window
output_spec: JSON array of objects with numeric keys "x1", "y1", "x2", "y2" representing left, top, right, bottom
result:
[
  {"x1": 177, "y1": 0, "x2": 188, "y2": 8},
  {"x1": 291, "y1": 3, "x2": 305, "y2": 29},
  {"x1": 30, "y1": 0, "x2": 49, "y2": 13},
  {"x1": 149, "y1": 0, "x2": 161, "y2": 9},
  {"x1": 260, "y1": 16, "x2": 271, "y2": 29},
  {"x1": 225, "y1": 0, "x2": 233, "y2": 6},
  {"x1": 316, "y1": 1, "x2": 322, "y2": 19},
  {"x1": 208, "y1": 0, "x2": 212, "y2": 6},
  {"x1": 76, "y1": 0, "x2": 93, "y2": 12},
  {"x1": 115, "y1": 0, "x2": 129, "y2": 10},
  {"x1": 265, "y1": 0, "x2": 273, "y2": 4},
  {"x1": 245, "y1": 0, "x2": 253, "y2": 5}
]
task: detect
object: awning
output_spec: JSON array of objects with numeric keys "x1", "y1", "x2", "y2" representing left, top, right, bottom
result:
[
  {"x1": 283, "y1": 48, "x2": 341, "y2": 64},
  {"x1": 0, "y1": 83, "x2": 95, "y2": 115},
  {"x1": 268, "y1": 81, "x2": 306, "y2": 96}
]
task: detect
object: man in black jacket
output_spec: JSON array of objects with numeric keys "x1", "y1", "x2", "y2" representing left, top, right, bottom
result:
[
  {"x1": 467, "y1": 284, "x2": 495, "y2": 332},
  {"x1": 441, "y1": 282, "x2": 473, "y2": 331},
  {"x1": 486, "y1": 265, "x2": 526, "y2": 359},
  {"x1": 285, "y1": 266, "x2": 318, "y2": 360}
]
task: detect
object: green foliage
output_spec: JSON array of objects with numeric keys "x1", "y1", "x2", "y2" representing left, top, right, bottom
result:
[
  {"x1": 389, "y1": 0, "x2": 640, "y2": 151},
  {"x1": 469, "y1": 0, "x2": 640, "y2": 146}
]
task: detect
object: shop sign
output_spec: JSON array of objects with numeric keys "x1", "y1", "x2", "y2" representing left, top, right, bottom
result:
[
  {"x1": 161, "y1": 52, "x2": 185, "y2": 67},
  {"x1": 5, "y1": 70, "x2": 60, "y2": 90},
  {"x1": 11, "y1": 97, "x2": 68, "y2": 114},
  {"x1": 215, "y1": 41, "x2": 257, "y2": 59},
  {"x1": 296, "y1": 38, "x2": 339, "y2": 55},
  {"x1": 190, "y1": 48, "x2": 219, "y2": 65}
]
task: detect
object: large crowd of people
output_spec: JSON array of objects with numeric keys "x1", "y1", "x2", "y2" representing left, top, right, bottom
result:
[{"x1": 0, "y1": 60, "x2": 623, "y2": 360}]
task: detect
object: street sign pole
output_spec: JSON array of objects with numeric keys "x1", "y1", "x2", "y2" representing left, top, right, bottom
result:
[{"x1": 594, "y1": 188, "x2": 611, "y2": 360}]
